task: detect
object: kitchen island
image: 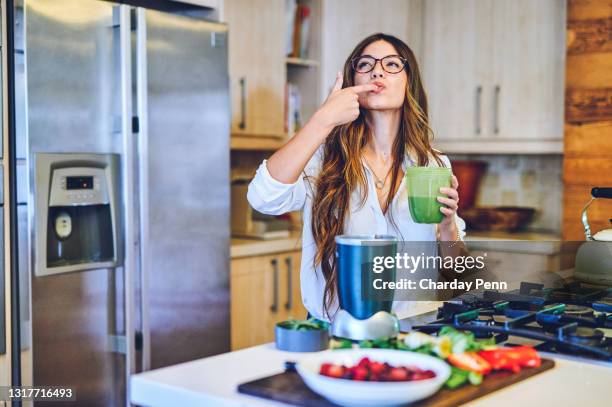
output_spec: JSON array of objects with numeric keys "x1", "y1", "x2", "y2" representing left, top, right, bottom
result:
[{"x1": 130, "y1": 343, "x2": 611, "y2": 407}]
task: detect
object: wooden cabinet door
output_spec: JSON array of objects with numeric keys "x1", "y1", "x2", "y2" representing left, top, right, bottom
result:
[
  {"x1": 423, "y1": 0, "x2": 493, "y2": 143},
  {"x1": 224, "y1": 0, "x2": 286, "y2": 137},
  {"x1": 491, "y1": 0, "x2": 565, "y2": 141},
  {"x1": 230, "y1": 254, "x2": 286, "y2": 350},
  {"x1": 279, "y1": 250, "x2": 308, "y2": 320}
]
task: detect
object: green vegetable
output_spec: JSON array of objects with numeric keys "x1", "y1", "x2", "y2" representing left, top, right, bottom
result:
[
  {"x1": 468, "y1": 371, "x2": 483, "y2": 385},
  {"x1": 277, "y1": 317, "x2": 329, "y2": 331},
  {"x1": 438, "y1": 326, "x2": 496, "y2": 352},
  {"x1": 445, "y1": 367, "x2": 469, "y2": 389},
  {"x1": 332, "y1": 339, "x2": 353, "y2": 349}
]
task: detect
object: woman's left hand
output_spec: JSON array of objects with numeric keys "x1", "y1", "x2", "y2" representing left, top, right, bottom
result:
[{"x1": 437, "y1": 175, "x2": 459, "y2": 235}]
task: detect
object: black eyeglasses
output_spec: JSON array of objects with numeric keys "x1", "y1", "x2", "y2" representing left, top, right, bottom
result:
[{"x1": 351, "y1": 55, "x2": 407, "y2": 74}]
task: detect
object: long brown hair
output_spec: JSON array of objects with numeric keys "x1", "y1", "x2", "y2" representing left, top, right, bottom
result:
[{"x1": 311, "y1": 33, "x2": 444, "y2": 317}]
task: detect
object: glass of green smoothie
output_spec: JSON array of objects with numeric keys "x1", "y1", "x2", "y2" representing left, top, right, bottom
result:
[{"x1": 405, "y1": 167, "x2": 452, "y2": 224}]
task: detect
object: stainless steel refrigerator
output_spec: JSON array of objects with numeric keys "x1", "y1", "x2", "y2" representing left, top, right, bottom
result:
[{"x1": 4, "y1": 0, "x2": 230, "y2": 405}]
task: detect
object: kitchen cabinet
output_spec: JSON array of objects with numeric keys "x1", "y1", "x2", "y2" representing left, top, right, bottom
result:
[
  {"x1": 224, "y1": 0, "x2": 286, "y2": 138},
  {"x1": 422, "y1": 0, "x2": 566, "y2": 153},
  {"x1": 230, "y1": 250, "x2": 307, "y2": 350},
  {"x1": 422, "y1": 0, "x2": 493, "y2": 143}
]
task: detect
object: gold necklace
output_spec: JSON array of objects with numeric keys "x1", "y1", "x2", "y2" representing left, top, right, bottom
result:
[{"x1": 363, "y1": 155, "x2": 392, "y2": 190}]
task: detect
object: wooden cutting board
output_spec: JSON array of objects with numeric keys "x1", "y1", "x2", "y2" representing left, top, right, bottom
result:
[{"x1": 237, "y1": 358, "x2": 554, "y2": 407}]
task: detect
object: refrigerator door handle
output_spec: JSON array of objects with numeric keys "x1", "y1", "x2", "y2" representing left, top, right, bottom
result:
[
  {"x1": 115, "y1": 4, "x2": 137, "y2": 398},
  {"x1": 135, "y1": 7, "x2": 151, "y2": 373}
]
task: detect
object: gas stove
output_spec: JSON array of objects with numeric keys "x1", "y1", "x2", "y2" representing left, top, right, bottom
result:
[{"x1": 400, "y1": 282, "x2": 612, "y2": 362}]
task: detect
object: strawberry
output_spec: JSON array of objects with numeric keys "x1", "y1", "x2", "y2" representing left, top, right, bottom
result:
[
  {"x1": 388, "y1": 367, "x2": 409, "y2": 381},
  {"x1": 353, "y1": 366, "x2": 368, "y2": 381},
  {"x1": 325, "y1": 364, "x2": 345, "y2": 378},
  {"x1": 369, "y1": 361, "x2": 385, "y2": 375},
  {"x1": 319, "y1": 363, "x2": 332, "y2": 376},
  {"x1": 358, "y1": 357, "x2": 371, "y2": 368}
]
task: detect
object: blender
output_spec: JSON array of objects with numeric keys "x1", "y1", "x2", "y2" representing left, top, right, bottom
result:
[{"x1": 330, "y1": 235, "x2": 400, "y2": 340}]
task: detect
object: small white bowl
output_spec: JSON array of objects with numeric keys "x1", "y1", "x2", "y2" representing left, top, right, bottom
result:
[{"x1": 296, "y1": 348, "x2": 450, "y2": 407}]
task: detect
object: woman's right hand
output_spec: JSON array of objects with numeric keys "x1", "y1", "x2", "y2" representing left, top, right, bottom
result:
[{"x1": 313, "y1": 72, "x2": 378, "y2": 132}]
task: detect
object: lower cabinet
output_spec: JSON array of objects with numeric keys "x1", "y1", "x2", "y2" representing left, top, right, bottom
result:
[{"x1": 230, "y1": 250, "x2": 307, "y2": 350}]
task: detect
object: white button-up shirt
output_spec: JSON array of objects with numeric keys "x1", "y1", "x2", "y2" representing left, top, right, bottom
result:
[{"x1": 247, "y1": 148, "x2": 466, "y2": 321}]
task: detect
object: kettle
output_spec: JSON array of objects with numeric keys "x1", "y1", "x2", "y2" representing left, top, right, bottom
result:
[{"x1": 573, "y1": 187, "x2": 612, "y2": 286}]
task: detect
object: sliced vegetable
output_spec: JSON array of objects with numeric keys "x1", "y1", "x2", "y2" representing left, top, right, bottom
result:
[
  {"x1": 468, "y1": 371, "x2": 483, "y2": 385},
  {"x1": 445, "y1": 367, "x2": 470, "y2": 389},
  {"x1": 447, "y1": 352, "x2": 492, "y2": 375},
  {"x1": 403, "y1": 331, "x2": 452, "y2": 358},
  {"x1": 438, "y1": 326, "x2": 496, "y2": 353},
  {"x1": 477, "y1": 346, "x2": 541, "y2": 373}
]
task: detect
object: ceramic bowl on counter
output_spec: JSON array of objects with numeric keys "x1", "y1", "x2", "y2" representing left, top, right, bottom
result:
[
  {"x1": 275, "y1": 319, "x2": 329, "y2": 352},
  {"x1": 296, "y1": 348, "x2": 451, "y2": 406}
]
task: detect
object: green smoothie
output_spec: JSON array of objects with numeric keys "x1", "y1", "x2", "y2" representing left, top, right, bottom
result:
[{"x1": 405, "y1": 167, "x2": 452, "y2": 224}]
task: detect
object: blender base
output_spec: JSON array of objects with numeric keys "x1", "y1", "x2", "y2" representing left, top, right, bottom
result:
[{"x1": 330, "y1": 309, "x2": 400, "y2": 341}]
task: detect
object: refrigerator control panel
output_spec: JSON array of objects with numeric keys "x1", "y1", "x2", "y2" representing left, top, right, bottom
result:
[{"x1": 49, "y1": 167, "x2": 109, "y2": 207}]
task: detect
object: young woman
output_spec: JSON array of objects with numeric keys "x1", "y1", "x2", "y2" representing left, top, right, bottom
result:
[{"x1": 247, "y1": 33, "x2": 466, "y2": 321}]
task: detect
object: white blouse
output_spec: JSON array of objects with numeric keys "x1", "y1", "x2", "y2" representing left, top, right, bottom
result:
[{"x1": 247, "y1": 147, "x2": 466, "y2": 321}]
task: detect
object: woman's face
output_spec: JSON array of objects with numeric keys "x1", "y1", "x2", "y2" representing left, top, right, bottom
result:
[{"x1": 353, "y1": 40, "x2": 408, "y2": 110}]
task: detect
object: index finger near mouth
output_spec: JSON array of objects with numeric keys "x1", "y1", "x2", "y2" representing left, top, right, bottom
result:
[{"x1": 350, "y1": 83, "x2": 378, "y2": 93}]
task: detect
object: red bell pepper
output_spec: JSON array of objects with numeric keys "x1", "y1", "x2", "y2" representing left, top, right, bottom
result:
[
  {"x1": 447, "y1": 352, "x2": 492, "y2": 375},
  {"x1": 477, "y1": 346, "x2": 541, "y2": 373}
]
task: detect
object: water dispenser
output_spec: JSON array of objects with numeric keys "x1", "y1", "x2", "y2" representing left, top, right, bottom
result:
[{"x1": 34, "y1": 153, "x2": 122, "y2": 276}]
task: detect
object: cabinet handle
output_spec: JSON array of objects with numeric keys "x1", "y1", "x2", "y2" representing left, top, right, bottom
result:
[
  {"x1": 270, "y1": 259, "x2": 279, "y2": 313},
  {"x1": 239, "y1": 77, "x2": 246, "y2": 130},
  {"x1": 475, "y1": 85, "x2": 482, "y2": 135},
  {"x1": 285, "y1": 257, "x2": 293, "y2": 310},
  {"x1": 493, "y1": 85, "x2": 500, "y2": 135}
]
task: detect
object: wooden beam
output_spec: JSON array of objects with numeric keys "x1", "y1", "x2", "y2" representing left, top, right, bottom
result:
[
  {"x1": 565, "y1": 88, "x2": 612, "y2": 123},
  {"x1": 567, "y1": 17, "x2": 612, "y2": 54},
  {"x1": 568, "y1": 0, "x2": 612, "y2": 20},
  {"x1": 563, "y1": 157, "x2": 612, "y2": 185},
  {"x1": 566, "y1": 53, "x2": 612, "y2": 89},
  {"x1": 564, "y1": 121, "x2": 612, "y2": 156}
]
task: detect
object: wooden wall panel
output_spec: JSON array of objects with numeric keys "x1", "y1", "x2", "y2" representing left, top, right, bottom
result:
[
  {"x1": 565, "y1": 88, "x2": 612, "y2": 122},
  {"x1": 562, "y1": 0, "x2": 612, "y2": 241},
  {"x1": 565, "y1": 53, "x2": 612, "y2": 89},
  {"x1": 567, "y1": 16, "x2": 612, "y2": 54},
  {"x1": 564, "y1": 122, "x2": 612, "y2": 156}
]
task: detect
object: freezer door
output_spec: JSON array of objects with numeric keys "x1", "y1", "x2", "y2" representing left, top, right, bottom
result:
[
  {"x1": 24, "y1": 1, "x2": 127, "y2": 405},
  {"x1": 140, "y1": 10, "x2": 230, "y2": 369}
]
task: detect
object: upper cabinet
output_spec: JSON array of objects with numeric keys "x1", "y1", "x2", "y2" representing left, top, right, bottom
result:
[
  {"x1": 491, "y1": 0, "x2": 566, "y2": 141},
  {"x1": 224, "y1": 0, "x2": 286, "y2": 138},
  {"x1": 422, "y1": 0, "x2": 493, "y2": 143},
  {"x1": 422, "y1": 0, "x2": 566, "y2": 153}
]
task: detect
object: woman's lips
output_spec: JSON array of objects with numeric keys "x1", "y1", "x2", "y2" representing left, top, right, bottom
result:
[{"x1": 371, "y1": 81, "x2": 385, "y2": 94}]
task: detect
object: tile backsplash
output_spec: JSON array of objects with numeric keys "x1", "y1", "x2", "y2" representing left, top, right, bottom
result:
[{"x1": 450, "y1": 154, "x2": 563, "y2": 234}]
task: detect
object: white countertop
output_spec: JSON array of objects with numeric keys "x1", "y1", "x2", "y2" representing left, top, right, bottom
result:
[{"x1": 131, "y1": 343, "x2": 611, "y2": 407}]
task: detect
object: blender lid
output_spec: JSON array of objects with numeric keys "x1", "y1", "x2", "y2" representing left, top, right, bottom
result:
[{"x1": 335, "y1": 234, "x2": 397, "y2": 245}]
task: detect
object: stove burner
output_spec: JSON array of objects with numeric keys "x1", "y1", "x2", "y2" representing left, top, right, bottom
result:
[
  {"x1": 563, "y1": 304, "x2": 595, "y2": 318},
  {"x1": 593, "y1": 299, "x2": 612, "y2": 313},
  {"x1": 562, "y1": 327, "x2": 605, "y2": 348},
  {"x1": 467, "y1": 316, "x2": 496, "y2": 338}
]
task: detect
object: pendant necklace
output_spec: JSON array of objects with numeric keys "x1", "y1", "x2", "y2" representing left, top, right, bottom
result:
[{"x1": 363, "y1": 156, "x2": 392, "y2": 190}]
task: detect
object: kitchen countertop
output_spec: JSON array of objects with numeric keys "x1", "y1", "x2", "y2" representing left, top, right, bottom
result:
[
  {"x1": 231, "y1": 230, "x2": 561, "y2": 258},
  {"x1": 130, "y1": 344, "x2": 611, "y2": 407},
  {"x1": 231, "y1": 232, "x2": 302, "y2": 258}
]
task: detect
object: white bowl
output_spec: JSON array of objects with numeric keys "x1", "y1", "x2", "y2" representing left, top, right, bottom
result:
[{"x1": 296, "y1": 348, "x2": 450, "y2": 407}]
